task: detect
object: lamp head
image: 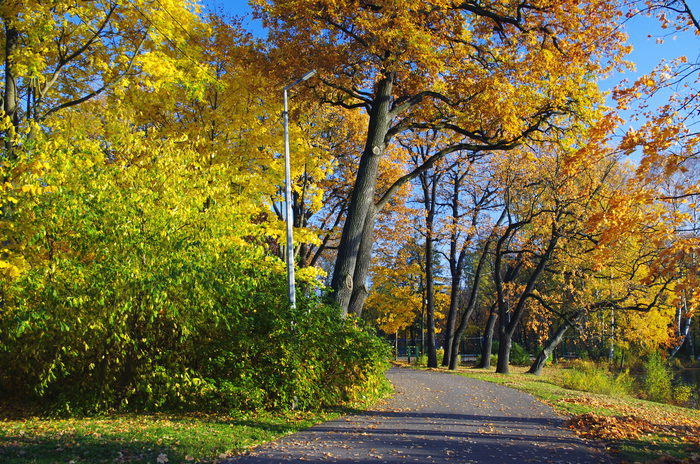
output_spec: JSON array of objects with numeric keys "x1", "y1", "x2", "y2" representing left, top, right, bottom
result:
[{"x1": 300, "y1": 69, "x2": 317, "y2": 81}]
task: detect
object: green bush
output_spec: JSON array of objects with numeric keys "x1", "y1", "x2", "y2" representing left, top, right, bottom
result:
[
  {"x1": 0, "y1": 236, "x2": 390, "y2": 414},
  {"x1": 474, "y1": 354, "x2": 498, "y2": 367},
  {"x1": 643, "y1": 352, "x2": 672, "y2": 403},
  {"x1": 510, "y1": 342, "x2": 531, "y2": 365},
  {"x1": 0, "y1": 113, "x2": 391, "y2": 416},
  {"x1": 0, "y1": 253, "x2": 389, "y2": 413},
  {"x1": 485, "y1": 340, "x2": 529, "y2": 365},
  {"x1": 673, "y1": 384, "x2": 694, "y2": 405},
  {"x1": 560, "y1": 361, "x2": 634, "y2": 397},
  {"x1": 414, "y1": 349, "x2": 444, "y2": 366}
]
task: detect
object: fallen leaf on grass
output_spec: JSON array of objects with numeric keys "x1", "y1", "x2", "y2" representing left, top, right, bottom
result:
[{"x1": 565, "y1": 413, "x2": 700, "y2": 447}]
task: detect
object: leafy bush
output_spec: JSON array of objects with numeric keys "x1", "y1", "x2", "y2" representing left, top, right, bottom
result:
[
  {"x1": 560, "y1": 361, "x2": 634, "y2": 397},
  {"x1": 487, "y1": 340, "x2": 529, "y2": 365},
  {"x1": 510, "y1": 342, "x2": 531, "y2": 365},
  {"x1": 673, "y1": 384, "x2": 694, "y2": 405},
  {"x1": 414, "y1": 349, "x2": 444, "y2": 366},
  {"x1": 643, "y1": 352, "x2": 672, "y2": 403},
  {"x1": 0, "y1": 151, "x2": 390, "y2": 415}
]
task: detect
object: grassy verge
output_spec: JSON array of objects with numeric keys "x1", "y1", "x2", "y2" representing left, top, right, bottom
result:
[
  {"x1": 440, "y1": 363, "x2": 700, "y2": 464},
  {"x1": 0, "y1": 408, "x2": 353, "y2": 464}
]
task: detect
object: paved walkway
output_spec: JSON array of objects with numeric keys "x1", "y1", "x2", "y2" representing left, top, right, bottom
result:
[{"x1": 226, "y1": 366, "x2": 612, "y2": 463}]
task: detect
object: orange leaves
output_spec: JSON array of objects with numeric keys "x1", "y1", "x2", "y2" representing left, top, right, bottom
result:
[
  {"x1": 567, "y1": 412, "x2": 654, "y2": 440},
  {"x1": 567, "y1": 411, "x2": 700, "y2": 449}
]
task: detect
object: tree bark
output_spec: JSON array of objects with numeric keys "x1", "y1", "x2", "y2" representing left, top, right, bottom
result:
[
  {"x1": 425, "y1": 207, "x2": 438, "y2": 368},
  {"x1": 477, "y1": 307, "x2": 498, "y2": 369},
  {"x1": 329, "y1": 73, "x2": 394, "y2": 317},
  {"x1": 496, "y1": 330, "x2": 511, "y2": 374},
  {"x1": 3, "y1": 21, "x2": 19, "y2": 157},
  {"x1": 442, "y1": 171, "x2": 465, "y2": 366},
  {"x1": 346, "y1": 209, "x2": 377, "y2": 318},
  {"x1": 448, "y1": 242, "x2": 493, "y2": 370},
  {"x1": 527, "y1": 311, "x2": 582, "y2": 375}
]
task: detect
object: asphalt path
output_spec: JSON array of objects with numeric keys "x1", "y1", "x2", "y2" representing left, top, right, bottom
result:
[{"x1": 226, "y1": 366, "x2": 611, "y2": 464}]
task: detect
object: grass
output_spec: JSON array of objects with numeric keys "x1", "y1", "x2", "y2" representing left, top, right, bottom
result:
[
  {"x1": 441, "y1": 362, "x2": 700, "y2": 464},
  {"x1": 0, "y1": 408, "x2": 351, "y2": 463}
]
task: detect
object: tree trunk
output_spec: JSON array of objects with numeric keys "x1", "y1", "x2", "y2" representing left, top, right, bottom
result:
[
  {"x1": 442, "y1": 175, "x2": 464, "y2": 366},
  {"x1": 346, "y1": 209, "x2": 377, "y2": 318},
  {"x1": 527, "y1": 311, "x2": 582, "y2": 375},
  {"x1": 3, "y1": 21, "x2": 19, "y2": 158},
  {"x1": 447, "y1": 241, "x2": 494, "y2": 370},
  {"x1": 425, "y1": 226, "x2": 438, "y2": 368},
  {"x1": 329, "y1": 73, "x2": 394, "y2": 317},
  {"x1": 477, "y1": 309, "x2": 498, "y2": 369},
  {"x1": 494, "y1": 222, "x2": 560, "y2": 374},
  {"x1": 421, "y1": 169, "x2": 439, "y2": 368},
  {"x1": 496, "y1": 328, "x2": 511, "y2": 374},
  {"x1": 442, "y1": 270, "x2": 460, "y2": 366}
]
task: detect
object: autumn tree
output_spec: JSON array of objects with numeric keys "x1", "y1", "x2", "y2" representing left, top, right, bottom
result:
[
  {"x1": 612, "y1": 0, "x2": 700, "y2": 314},
  {"x1": 489, "y1": 136, "x2": 628, "y2": 374},
  {"x1": 438, "y1": 157, "x2": 502, "y2": 369},
  {"x1": 252, "y1": 0, "x2": 629, "y2": 317},
  {"x1": 0, "y1": 0, "x2": 206, "y2": 151},
  {"x1": 526, "y1": 221, "x2": 678, "y2": 374}
]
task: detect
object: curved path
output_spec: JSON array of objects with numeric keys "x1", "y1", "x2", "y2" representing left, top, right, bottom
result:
[{"x1": 227, "y1": 366, "x2": 611, "y2": 464}]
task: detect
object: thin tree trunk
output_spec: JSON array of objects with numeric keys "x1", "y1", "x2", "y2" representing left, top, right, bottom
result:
[
  {"x1": 447, "y1": 242, "x2": 492, "y2": 370},
  {"x1": 442, "y1": 273, "x2": 460, "y2": 366},
  {"x1": 495, "y1": 221, "x2": 560, "y2": 374},
  {"x1": 421, "y1": 169, "x2": 439, "y2": 368},
  {"x1": 527, "y1": 311, "x2": 582, "y2": 375},
  {"x1": 425, "y1": 225, "x2": 438, "y2": 368},
  {"x1": 3, "y1": 21, "x2": 19, "y2": 163},
  {"x1": 442, "y1": 175, "x2": 464, "y2": 366}
]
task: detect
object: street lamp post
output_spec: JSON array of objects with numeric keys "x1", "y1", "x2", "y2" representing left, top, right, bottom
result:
[{"x1": 283, "y1": 69, "x2": 316, "y2": 309}]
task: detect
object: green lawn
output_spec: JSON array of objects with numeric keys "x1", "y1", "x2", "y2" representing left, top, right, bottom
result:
[{"x1": 0, "y1": 409, "x2": 347, "y2": 463}]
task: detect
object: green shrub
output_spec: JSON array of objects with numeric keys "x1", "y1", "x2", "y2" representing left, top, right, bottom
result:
[
  {"x1": 0, "y1": 242, "x2": 391, "y2": 414},
  {"x1": 560, "y1": 361, "x2": 634, "y2": 397},
  {"x1": 510, "y1": 342, "x2": 531, "y2": 365},
  {"x1": 484, "y1": 340, "x2": 529, "y2": 365},
  {"x1": 670, "y1": 357, "x2": 684, "y2": 370},
  {"x1": 643, "y1": 352, "x2": 672, "y2": 403},
  {"x1": 673, "y1": 384, "x2": 694, "y2": 405},
  {"x1": 414, "y1": 349, "x2": 444, "y2": 366}
]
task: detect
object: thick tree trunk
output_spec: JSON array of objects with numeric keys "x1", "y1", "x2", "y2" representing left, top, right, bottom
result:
[
  {"x1": 329, "y1": 74, "x2": 394, "y2": 317},
  {"x1": 527, "y1": 311, "x2": 582, "y2": 375},
  {"x1": 346, "y1": 209, "x2": 377, "y2": 318},
  {"x1": 477, "y1": 309, "x2": 498, "y2": 369},
  {"x1": 496, "y1": 327, "x2": 511, "y2": 374}
]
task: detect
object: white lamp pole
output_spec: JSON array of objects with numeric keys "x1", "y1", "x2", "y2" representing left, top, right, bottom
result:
[{"x1": 283, "y1": 69, "x2": 316, "y2": 308}]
